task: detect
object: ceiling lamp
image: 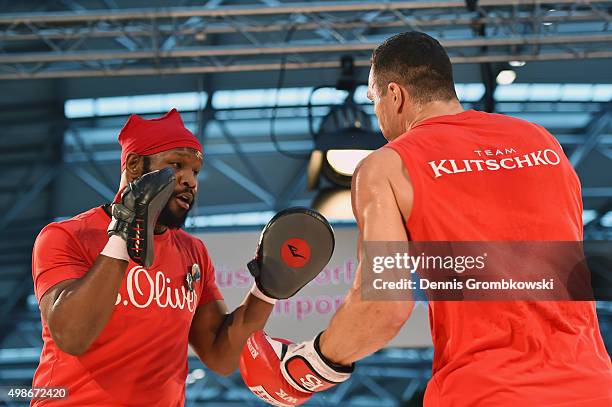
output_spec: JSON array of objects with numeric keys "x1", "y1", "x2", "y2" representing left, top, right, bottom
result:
[
  {"x1": 496, "y1": 69, "x2": 516, "y2": 85},
  {"x1": 307, "y1": 56, "x2": 386, "y2": 220},
  {"x1": 326, "y1": 149, "x2": 373, "y2": 177},
  {"x1": 308, "y1": 98, "x2": 385, "y2": 189}
]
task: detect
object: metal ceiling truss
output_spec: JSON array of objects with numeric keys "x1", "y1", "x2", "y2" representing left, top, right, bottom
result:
[
  {"x1": 0, "y1": 0, "x2": 611, "y2": 79},
  {"x1": 1, "y1": 100, "x2": 610, "y2": 234},
  {"x1": 570, "y1": 107, "x2": 612, "y2": 168},
  {"x1": 58, "y1": 100, "x2": 612, "y2": 210}
]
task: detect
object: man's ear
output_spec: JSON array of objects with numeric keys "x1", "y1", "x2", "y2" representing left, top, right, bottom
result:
[
  {"x1": 125, "y1": 153, "x2": 144, "y2": 181},
  {"x1": 387, "y1": 82, "x2": 405, "y2": 114}
]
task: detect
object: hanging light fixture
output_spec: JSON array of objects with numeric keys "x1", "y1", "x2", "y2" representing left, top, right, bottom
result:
[{"x1": 307, "y1": 56, "x2": 386, "y2": 220}]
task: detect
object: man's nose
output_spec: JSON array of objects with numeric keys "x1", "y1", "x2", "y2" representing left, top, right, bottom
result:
[{"x1": 179, "y1": 170, "x2": 197, "y2": 189}]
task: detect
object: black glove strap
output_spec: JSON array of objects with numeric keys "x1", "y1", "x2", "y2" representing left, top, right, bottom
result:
[
  {"x1": 108, "y1": 219, "x2": 130, "y2": 241},
  {"x1": 107, "y1": 203, "x2": 134, "y2": 241},
  {"x1": 314, "y1": 331, "x2": 355, "y2": 374}
]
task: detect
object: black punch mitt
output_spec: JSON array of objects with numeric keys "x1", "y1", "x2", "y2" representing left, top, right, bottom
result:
[
  {"x1": 248, "y1": 207, "x2": 335, "y2": 299},
  {"x1": 108, "y1": 167, "x2": 175, "y2": 267}
]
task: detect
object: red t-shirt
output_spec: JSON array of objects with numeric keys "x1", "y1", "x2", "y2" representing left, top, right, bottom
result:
[
  {"x1": 31, "y1": 206, "x2": 223, "y2": 406},
  {"x1": 387, "y1": 110, "x2": 612, "y2": 406}
]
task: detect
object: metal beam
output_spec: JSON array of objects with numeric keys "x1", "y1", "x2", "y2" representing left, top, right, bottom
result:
[
  {"x1": 2, "y1": 34, "x2": 610, "y2": 64},
  {"x1": 570, "y1": 110, "x2": 611, "y2": 168},
  {"x1": 215, "y1": 120, "x2": 276, "y2": 203},
  {"x1": 206, "y1": 158, "x2": 276, "y2": 206},
  {"x1": 2, "y1": 50, "x2": 612, "y2": 80},
  {"x1": 0, "y1": 279, "x2": 35, "y2": 344},
  {"x1": 64, "y1": 140, "x2": 314, "y2": 164},
  {"x1": 67, "y1": 165, "x2": 116, "y2": 202},
  {"x1": 401, "y1": 378, "x2": 424, "y2": 402},
  {"x1": 0, "y1": 166, "x2": 60, "y2": 230},
  {"x1": 582, "y1": 187, "x2": 612, "y2": 198},
  {"x1": 67, "y1": 127, "x2": 116, "y2": 191},
  {"x1": 1, "y1": 11, "x2": 603, "y2": 42},
  {"x1": 275, "y1": 160, "x2": 309, "y2": 210},
  {"x1": 1, "y1": 1, "x2": 610, "y2": 80},
  {"x1": 598, "y1": 147, "x2": 612, "y2": 161},
  {"x1": 0, "y1": 1, "x2": 605, "y2": 24}
]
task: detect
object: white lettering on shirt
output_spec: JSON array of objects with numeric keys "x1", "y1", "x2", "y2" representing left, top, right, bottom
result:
[{"x1": 119, "y1": 265, "x2": 198, "y2": 312}]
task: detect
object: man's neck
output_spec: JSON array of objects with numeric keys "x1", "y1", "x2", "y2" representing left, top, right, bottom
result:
[
  {"x1": 154, "y1": 224, "x2": 168, "y2": 234},
  {"x1": 405, "y1": 99, "x2": 465, "y2": 132}
]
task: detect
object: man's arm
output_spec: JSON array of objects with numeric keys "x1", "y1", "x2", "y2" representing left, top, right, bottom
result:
[
  {"x1": 39, "y1": 255, "x2": 128, "y2": 356},
  {"x1": 232, "y1": 149, "x2": 414, "y2": 400},
  {"x1": 319, "y1": 147, "x2": 414, "y2": 365},
  {"x1": 189, "y1": 294, "x2": 273, "y2": 376},
  {"x1": 190, "y1": 207, "x2": 335, "y2": 376},
  {"x1": 38, "y1": 169, "x2": 177, "y2": 356}
]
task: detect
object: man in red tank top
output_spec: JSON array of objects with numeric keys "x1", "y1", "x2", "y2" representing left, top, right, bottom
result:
[
  {"x1": 30, "y1": 109, "x2": 325, "y2": 406},
  {"x1": 268, "y1": 32, "x2": 612, "y2": 406}
]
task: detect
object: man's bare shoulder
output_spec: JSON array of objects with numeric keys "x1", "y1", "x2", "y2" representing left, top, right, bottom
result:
[
  {"x1": 354, "y1": 147, "x2": 413, "y2": 221},
  {"x1": 355, "y1": 147, "x2": 404, "y2": 181}
]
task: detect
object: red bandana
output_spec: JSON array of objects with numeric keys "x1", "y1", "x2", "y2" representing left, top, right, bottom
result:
[{"x1": 118, "y1": 109, "x2": 202, "y2": 169}]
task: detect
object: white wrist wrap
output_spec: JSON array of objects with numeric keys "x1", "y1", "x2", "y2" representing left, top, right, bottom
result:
[
  {"x1": 250, "y1": 283, "x2": 277, "y2": 305},
  {"x1": 280, "y1": 337, "x2": 352, "y2": 393},
  {"x1": 101, "y1": 235, "x2": 129, "y2": 262}
]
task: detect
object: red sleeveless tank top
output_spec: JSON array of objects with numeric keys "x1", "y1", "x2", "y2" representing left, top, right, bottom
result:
[{"x1": 386, "y1": 110, "x2": 611, "y2": 406}]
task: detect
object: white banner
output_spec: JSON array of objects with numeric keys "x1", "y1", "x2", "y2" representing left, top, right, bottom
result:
[{"x1": 196, "y1": 227, "x2": 432, "y2": 348}]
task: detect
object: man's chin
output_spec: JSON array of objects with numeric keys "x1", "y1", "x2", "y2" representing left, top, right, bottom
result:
[{"x1": 157, "y1": 206, "x2": 189, "y2": 229}]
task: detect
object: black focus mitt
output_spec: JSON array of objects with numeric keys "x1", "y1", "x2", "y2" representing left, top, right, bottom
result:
[
  {"x1": 107, "y1": 167, "x2": 175, "y2": 267},
  {"x1": 247, "y1": 207, "x2": 334, "y2": 301}
]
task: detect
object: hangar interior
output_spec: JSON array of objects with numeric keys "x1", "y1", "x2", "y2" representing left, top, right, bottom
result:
[{"x1": 0, "y1": 1, "x2": 611, "y2": 405}]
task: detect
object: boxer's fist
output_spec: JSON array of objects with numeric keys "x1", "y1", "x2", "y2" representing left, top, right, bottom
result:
[
  {"x1": 280, "y1": 332, "x2": 353, "y2": 394},
  {"x1": 247, "y1": 208, "x2": 334, "y2": 300},
  {"x1": 240, "y1": 331, "x2": 354, "y2": 406},
  {"x1": 108, "y1": 167, "x2": 175, "y2": 267},
  {"x1": 240, "y1": 331, "x2": 312, "y2": 406}
]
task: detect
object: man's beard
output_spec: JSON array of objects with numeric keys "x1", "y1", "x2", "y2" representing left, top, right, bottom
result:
[
  {"x1": 143, "y1": 158, "x2": 191, "y2": 229},
  {"x1": 157, "y1": 201, "x2": 190, "y2": 230}
]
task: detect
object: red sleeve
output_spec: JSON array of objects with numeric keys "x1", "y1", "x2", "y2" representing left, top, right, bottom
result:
[
  {"x1": 196, "y1": 240, "x2": 224, "y2": 307},
  {"x1": 32, "y1": 225, "x2": 90, "y2": 301}
]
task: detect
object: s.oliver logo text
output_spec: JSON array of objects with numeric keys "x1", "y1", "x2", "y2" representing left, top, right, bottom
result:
[{"x1": 114, "y1": 265, "x2": 198, "y2": 312}]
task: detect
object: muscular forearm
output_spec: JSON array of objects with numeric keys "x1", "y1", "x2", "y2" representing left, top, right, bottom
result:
[
  {"x1": 207, "y1": 294, "x2": 273, "y2": 375},
  {"x1": 319, "y1": 288, "x2": 413, "y2": 366},
  {"x1": 45, "y1": 255, "x2": 127, "y2": 355}
]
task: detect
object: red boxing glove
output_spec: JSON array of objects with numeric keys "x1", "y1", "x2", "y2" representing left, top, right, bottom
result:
[
  {"x1": 280, "y1": 332, "x2": 353, "y2": 394},
  {"x1": 240, "y1": 331, "x2": 312, "y2": 406}
]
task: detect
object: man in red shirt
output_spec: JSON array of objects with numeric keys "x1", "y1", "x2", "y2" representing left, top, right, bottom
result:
[
  {"x1": 245, "y1": 32, "x2": 612, "y2": 405},
  {"x1": 30, "y1": 109, "x2": 326, "y2": 406}
]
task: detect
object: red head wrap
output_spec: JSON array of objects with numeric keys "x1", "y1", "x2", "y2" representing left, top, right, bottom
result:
[{"x1": 118, "y1": 108, "x2": 202, "y2": 170}]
